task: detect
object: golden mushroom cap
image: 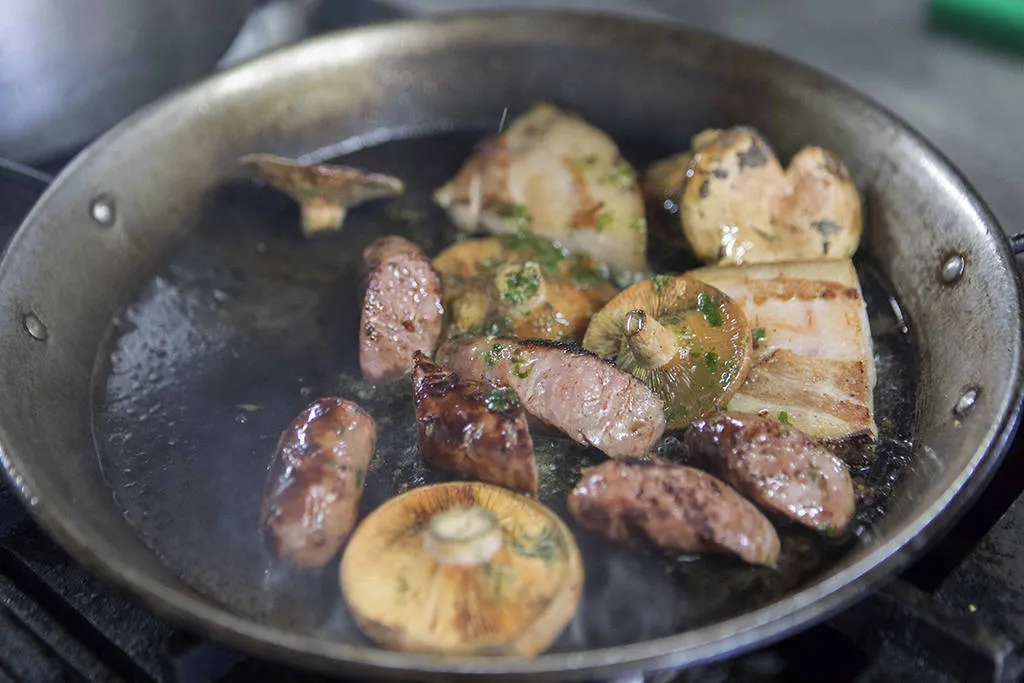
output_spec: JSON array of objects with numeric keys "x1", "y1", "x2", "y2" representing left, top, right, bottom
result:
[
  {"x1": 583, "y1": 275, "x2": 753, "y2": 429},
  {"x1": 339, "y1": 482, "x2": 582, "y2": 657}
]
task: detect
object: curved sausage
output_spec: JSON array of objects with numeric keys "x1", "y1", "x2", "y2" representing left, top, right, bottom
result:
[
  {"x1": 412, "y1": 352, "x2": 537, "y2": 495},
  {"x1": 685, "y1": 412, "x2": 855, "y2": 534},
  {"x1": 437, "y1": 336, "x2": 665, "y2": 459},
  {"x1": 567, "y1": 460, "x2": 780, "y2": 567},
  {"x1": 359, "y1": 236, "x2": 444, "y2": 383},
  {"x1": 260, "y1": 398, "x2": 377, "y2": 569}
]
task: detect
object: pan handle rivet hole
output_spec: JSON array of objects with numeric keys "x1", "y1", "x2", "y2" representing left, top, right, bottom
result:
[
  {"x1": 954, "y1": 387, "x2": 979, "y2": 418},
  {"x1": 940, "y1": 254, "x2": 965, "y2": 284},
  {"x1": 22, "y1": 313, "x2": 47, "y2": 341},
  {"x1": 90, "y1": 195, "x2": 116, "y2": 227}
]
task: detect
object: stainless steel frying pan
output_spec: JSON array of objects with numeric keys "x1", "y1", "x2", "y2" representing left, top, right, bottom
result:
[{"x1": 0, "y1": 11, "x2": 1022, "y2": 682}]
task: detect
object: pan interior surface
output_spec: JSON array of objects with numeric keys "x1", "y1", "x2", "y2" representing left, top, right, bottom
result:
[
  {"x1": 0, "y1": 12, "x2": 1019, "y2": 679},
  {"x1": 90, "y1": 129, "x2": 917, "y2": 650}
]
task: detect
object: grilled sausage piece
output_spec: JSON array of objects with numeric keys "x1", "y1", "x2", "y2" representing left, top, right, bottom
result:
[
  {"x1": 685, "y1": 412, "x2": 855, "y2": 534},
  {"x1": 359, "y1": 235, "x2": 444, "y2": 383},
  {"x1": 412, "y1": 352, "x2": 537, "y2": 495},
  {"x1": 437, "y1": 336, "x2": 666, "y2": 459},
  {"x1": 567, "y1": 460, "x2": 780, "y2": 567},
  {"x1": 260, "y1": 398, "x2": 377, "y2": 569}
]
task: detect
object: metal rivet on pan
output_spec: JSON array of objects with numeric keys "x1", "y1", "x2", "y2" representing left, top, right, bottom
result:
[
  {"x1": 23, "y1": 313, "x2": 47, "y2": 341},
  {"x1": 940, "y1": 254, "x2": 965, "y2": 283},
  {"x1": 954, "y1": 388, "x2": 978, "y2": 418},
  {"x1": 90, "y1": 195, "x2": 115, "y2": 226}
]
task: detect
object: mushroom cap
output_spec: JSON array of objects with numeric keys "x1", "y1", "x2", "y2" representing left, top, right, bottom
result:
[
  {"x1": 339, "y1": 482, "x2": 583, "y2": 657},
  {"x1": 239, "y1": 153, "x2": 405, "y2": 206},
  {"x1": 679, "y1": 126, "x2": 862, "y2": 265},
  {"x1": 583, "y1": 275, "x2": 753, "y2": 429}
]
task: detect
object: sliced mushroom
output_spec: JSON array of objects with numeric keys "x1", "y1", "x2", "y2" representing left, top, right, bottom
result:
[
  {"x1": 432, "y1": 102, "x2": 648, "y2": 277},
  {"x1": 675, "y1": 126, "x2": 862, "y2": 265},
  {"x1": 239, "y1": 153, "x2": 404, "y2": 237},
  {"x1": 583, "y1": 275, "x2": 753, "y2": 429},
  {"x1": 431, "y1": 235, "x2": 617, "y2": 343},
  {"x1": 686, "y1": 412, "x2": 856, "y2": 535},
  {"x1": 340, "y1": 482, "x2": 582, "y2": 656}
]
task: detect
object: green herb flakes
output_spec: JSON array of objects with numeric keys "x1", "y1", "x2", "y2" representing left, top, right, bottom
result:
[
  {"x1": 501, "y1": 264, "x2": 541, "y2": 305},
  {"x1": 571, "y1": 153, "x2": 599, "y2": 169},
  {"x1": 629, "y1": 217, "x2": 647, "y2": 232},
  {"x1": 778, "y1": 411, "x2": 792, "y2": 425},
  {"x1": 504, "y1": 230, "x2": 567, "y2": 272},
  {"x1": 704, "y1": 351, "x2": 719, "y2": 373},
  {"x1": 498, "y1": 202, "x2": 533, "y2": 229},
  {"x1": 483, "y1": 343, "x2": 506, "y2": 368},
  {"x1": 595, "y1": 211, "x2": 614, "y2": 233},
  {"x1": 484, "y1": 386, "x2": 519, "y2": 412},
  {"x1": 752, "y1": 327, "x2": 766, "y2": 343},
  {"x1": 570, "y1": 265, "x2": 605, "y2": 288},
  {"x1": 606, "y1": 160, "x2": 638, "y2": 187},
  {"x1": 510, "y1": 349, "x2": 533, "y2": 379},
  {"x1": 354, "y1": 468, "x2": 364, "y2": 488},
  {"x1": 697, "y1": 291, "x2": 723, "y2": 327},
  {"x1": 651, "y1": 274, "x2": 673, "y2": 294}
]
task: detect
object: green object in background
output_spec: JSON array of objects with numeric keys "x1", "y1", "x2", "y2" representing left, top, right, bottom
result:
[{"x1": 931, "y1": 0, "x2": 1024, "y2": 52}]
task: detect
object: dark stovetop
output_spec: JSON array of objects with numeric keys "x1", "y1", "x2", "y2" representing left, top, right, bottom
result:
[{"x1": 3, "y1": 2, "x2": 1024, "y2": 682}]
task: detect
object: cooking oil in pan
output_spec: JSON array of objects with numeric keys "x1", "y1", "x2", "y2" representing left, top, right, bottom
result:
[{"x1": 90, "y1": 130, "x2": 917, "y2": 650}]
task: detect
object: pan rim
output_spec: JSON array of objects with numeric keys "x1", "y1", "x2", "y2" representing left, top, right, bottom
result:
[{"x1": 2, "y1": 8, "x2": 1023, "y2": 680}]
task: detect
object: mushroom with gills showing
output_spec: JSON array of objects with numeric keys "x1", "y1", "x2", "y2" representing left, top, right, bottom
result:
[
  {"x1": 582, "y1": 275, "x2": 753, "y2": 429},
  {"x1": 431, "y1": 235, "x2": 617, "y2": 343},
  {"x1": 339, "y1": 482, "x2": 582, "y2": 656},
  {"x1": 650, "y1": 126, "x2": 862, "y2": 265},
  {"x1": 239, "y1": 153, "x2": 405, "y2": 237}
]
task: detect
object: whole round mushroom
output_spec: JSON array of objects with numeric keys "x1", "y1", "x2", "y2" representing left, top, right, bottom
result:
[
  {"x1": 583, "y1": 275, "x2": 753, "y2": 429},
  {"x1": 339, "y1": 482, "x2": 583, "y2": 657}
]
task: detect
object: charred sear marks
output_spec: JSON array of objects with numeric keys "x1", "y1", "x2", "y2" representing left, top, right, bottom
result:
[{"x1": 412, "y1": 352, "x2": 538, "y2": 496}]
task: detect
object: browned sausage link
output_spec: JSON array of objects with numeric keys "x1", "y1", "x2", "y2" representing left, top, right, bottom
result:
[
  {"x1": 412, "y1": 352, "x2": 537, "y2": 496},
  {"x1": 685, "y1": 412, "x2": 855, "y2": 534},
  {"x1": 567, "y1": 460, "x2": 780, "y2": 567},
  {"x1": 437, "y1": 336, "x2": 665, "y2": 459},
  {"x1": 260, "y1": 398, "x2": 377, "y2": 569},
  {"x1": 359, "y1": 235, "x2": 444, "y2": 383}
]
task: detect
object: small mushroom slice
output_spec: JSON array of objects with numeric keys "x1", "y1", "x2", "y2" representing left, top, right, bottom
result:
[
  {"x1": 686, "y1": 412, "x2": 855, "y2": 534},
  {"x1": 340, "y1": 482, "x2": 583, "y2": 656},
  {"x1": 412, "y1": 352, "x2": 537, "y2": 496},
  {"x1": 583, "y1": 275, "x2": 753, "y2": 429},
  {"x1": 567, "y1": 460, "x2": 780, "y2": 567},
  {"x1": 239, "y1": 153, "x2": 404, "y2": 237},
  {"x1": 675, "y1": 126, "x2": 862, "y2": 265},
  {"x1": 431, "y1": 235, "x2": 617, "y2": 343},
  {"x1": 432, "y1": 102, "x2": 648, "y2": 277}
]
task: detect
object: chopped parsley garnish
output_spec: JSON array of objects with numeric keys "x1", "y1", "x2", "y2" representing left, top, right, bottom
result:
[
  {"x1": 704, "y1": 351, "x2": 719, "y2": 373},
  {"x1": 697, "y1": 291, "x2": 723, "y2": 327},
  {"x1": 335, "y1": 424, "x2": 346, "y2": 436},
  {"x1": 629, "y1": 217, "x2": 647, "y2": 232},
  {"x1": 824, "y1": 524, "x2": 841, "y2": 538},
  {"x1": 752, "y1": 327, "x2": 766, "y2": 343},
  {"x1": 663, "y1": 316, "x2": 682, "y2": 326},
  {"x1": 569, "y1": 264, "x2": 605, "y2": 288},
  {"x1": 483, "y1": 343, "x2": 506, "y2": 368},
  {"x1": 676, "y1": 326, "x2": 696, "y2": 345},
  {"x1": 504, "y1": 230, "x2": 567, "y2": 272},
  {"x1": 476, "y1": 317, "x2": 513, "y2": 337},
  {"x1": 651, "y1": 274, "x2": 673, "y2": 294},
  {"x1": 501, "y1": 264, "x2": 541, "y2": 305},
  {"x1": 807, "y1": 464, "x2": 821, "y2": 482},
  {"x1": 354, "y1": 468, "x2": 364, "y2": 488},
  {"x1": 595, "y1": 211, "x2": 614, "y2": 233},
  {"x1": 778, "y1": 411, "x2": 792, "y2": 425},
  {"x1": 606, "y1": 160, "x2": 638, "y2": 187},
  {"x1": 484, "y1": 386, "x2": 519, "y2": 412},
  {"x1": 498, "y1": 202, "x2": 533, "y2": 229},
  {"x1": 571, "y1": 153, "x2": 599, "y2": 169},
  {"x1": 510, "y1": 349, "x2": 533, "y2": 379}
]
